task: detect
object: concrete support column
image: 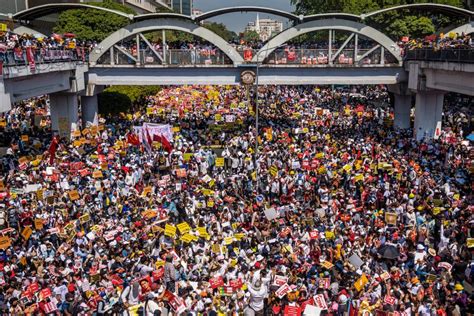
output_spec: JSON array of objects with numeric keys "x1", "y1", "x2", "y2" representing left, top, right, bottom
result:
[
  {"x1": 0, "y1": 79, "x2": 12, "y2": 112},
  {"x1": 81, "y1": 95, "x2": 98, "y2": 125},
  {"x1": 414, "y1": 91, "x2": 444, "y2": 141},
  {"x1": 393, "y1": 94, "x2": 412, "y2": 129},
  {"x1": 50, "y1": 93, "x2": 79, "y2": 138}
]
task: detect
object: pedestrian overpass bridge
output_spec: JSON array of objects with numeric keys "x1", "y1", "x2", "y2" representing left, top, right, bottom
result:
[{"x1": 1, "y1": 3, "x2": 473, "y2": 140}]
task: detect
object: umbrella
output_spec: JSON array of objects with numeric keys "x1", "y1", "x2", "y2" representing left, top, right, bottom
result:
[
  {"x1": 52, "y1": 33, "x2": 62, "y2": 41},
  {"x1": 466, "y1": 134, "x2": 474, "y2": 142},
  {"x1": 64, "y1": 33, "x2": 75, "y2": 38},
  {"x1": 378, "y1": 244, "x2": 400, "y2": 260}
]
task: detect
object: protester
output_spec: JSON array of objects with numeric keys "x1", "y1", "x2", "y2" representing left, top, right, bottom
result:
[{"x1": 0, "y1": 84, "x2": 472, "y2": 315}]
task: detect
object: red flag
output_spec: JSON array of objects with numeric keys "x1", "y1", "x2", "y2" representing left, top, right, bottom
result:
[
  {"x1": 153, "y1": 134, "x2": 172, "y2": 153},
  {"x1": 127, "y1": 132, "x2": 140, "y2": 146},
  {"x1": 25, "y1": 47, "x2": 36, "y2": 72},
  {"x1": 48, "y1": 136, "x2": 59, "y2": 165},
  {"x1": 141, "y1": 127, "x2": 152, "y2": 152}
]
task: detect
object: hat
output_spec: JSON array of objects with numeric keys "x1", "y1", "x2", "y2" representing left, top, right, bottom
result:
[
  {"x1": 411, "y1": 277, "x2": 419, "y2": 284},
  {"x1": 454, "y1": 284, "x2": 464, "y2": 291},
  {"x1": 428, "y1": 248, "x2": 436, "y2": 256},
  {"x1": 256, "y1": 255, "x2": 264, "y2": 262},
  {"x1": 417, "y1": 244, "x2": 425, "y2": 250}
]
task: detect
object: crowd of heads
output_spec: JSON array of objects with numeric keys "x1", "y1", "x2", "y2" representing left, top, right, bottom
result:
[{"x1": 0, "y1": 85, "x2": 473, "y2": 315}]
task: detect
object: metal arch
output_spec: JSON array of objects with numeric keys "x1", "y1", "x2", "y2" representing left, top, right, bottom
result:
[
  {"x1": 194, "y1": 6, "x2": 301, "y2": 22},
  {"x1": 447, "y1": 21, "x2": 474, "y2": 35},
  {"x1": 302, "y1": 13, "x2": 361, "y2": 23},
  {"x1": 361, "y1": 3, "x2": 474, "y2": 19},
  {"x1": 255, "y1": 19, "x2": 402, "y2": 63},
  {"x1": 89, "y1": 18, "x2": 244, "y2": 65},
  {"x1": 133, "y1": 13, "x2": 193, "y2": 22},
  {"x1": 13, "y1": 3, "x2": 134, "y2": 21}
]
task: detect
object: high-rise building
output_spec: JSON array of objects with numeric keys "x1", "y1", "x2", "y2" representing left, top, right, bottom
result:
[
  {"x1": 0, "y1": 0, "x2": 171, "y2": 14},
  {"x1": 245, "y1": 14, "x2": 283, "y2": 41},
  {"x1": 169, "y1": 0, "x2": 192, "y2": 16}
]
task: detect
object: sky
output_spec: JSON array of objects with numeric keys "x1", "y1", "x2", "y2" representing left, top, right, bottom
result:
[{"x1": 193, "y1": 0, "x2": 295, "y2": 33}]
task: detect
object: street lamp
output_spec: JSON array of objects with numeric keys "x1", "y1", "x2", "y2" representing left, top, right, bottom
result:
[{"x1": 253, "y1": 44, "x2": 285, "y2": 194}]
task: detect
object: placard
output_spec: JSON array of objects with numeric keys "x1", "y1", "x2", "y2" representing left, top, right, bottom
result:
[
  {"x1": 275, "y1": 283, "x2": 291, "y2": 299},
  {"x1": 68, "y1": 190, "x2": 80, "y2": 201},
  {"x1": 0, "y1": 236, "x2": 11, "y2": 249},
  {"x1": 21, "y1": 227, "x2": 33, "y2": 240},
  {"x1": 215, "y1": 157, "x2": 225, "y2": 167},
  {"x1": 385, "y1": 212, "x2": 397, "y2": 225}
]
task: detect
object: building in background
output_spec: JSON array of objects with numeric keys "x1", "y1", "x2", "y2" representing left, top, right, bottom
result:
[
  {"x1": 191, "y1": 8, "x2": 202, "y2": 17},
  {"x1": 0, "y1": 0, "x2": 171, "y2": 14},
  {"x1": 245, "y1": 14, "x2": 283, "y2": 41},
  {"x1": 169, "y1": 0, "x2": 192, "y2": 16}
]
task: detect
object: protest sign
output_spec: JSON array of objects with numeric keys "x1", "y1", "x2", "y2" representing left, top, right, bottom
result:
[
  {"x1": 275, "y1": 283, "x2": 291, "y2": 299},
  {"x1": 313, "y1": 294, "x2": 328, "y2": 310}
]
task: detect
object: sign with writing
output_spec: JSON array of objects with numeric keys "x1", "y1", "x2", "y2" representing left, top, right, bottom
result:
[
  {"x1": 21, "y1": 227, "x2": 33, "y2": 240},
  {"x1": 0, "y1": 236, "x2": 11, "y2": 250},
  {"x1": 34, "y1": 218, "x2": 44, "y2": 230},
  {"x1": 209, "y1": 276, "x2": 224, "y2": 289},
  {"x1": 164, "y1": 224, "x2": 177, "y2": 238},
  {"x1": 79, "y1": 213, "x2": 91, "y2": 224},
  {"x1": 385, "y1": 212, "x2": 397, "y2": 225},
  {"x1": 354, "y1": 273, "x2": 369, "y2": 292},
  {"x1": 320, "y1": 261, "x2": 334, "y2": 270},
  {"x1": 215, "y1": 157, "x2": 225, "y2": 167},
  {"x1": 313, "y1": 294, "x2": 328, "y2": 310},
  {"x1": 438, "y1": 262, "x2": 453, "y2": 271},
  {"x1": 176, "y1": 222, "x2": 191, "y2": 234},
  {"x1": 92, "y1": 170, "x2": 103, "y2": 179},
  {"x1": 68, "y1": 190, "x2": 80, "y2": 201},
  {"x1": 275, "y1": 283, "x2": 291, "y2": 299}
]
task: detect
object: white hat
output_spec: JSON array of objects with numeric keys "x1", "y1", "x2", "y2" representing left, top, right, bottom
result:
[
  {"x1": 256, "y1": 255, "x2": 264, "y2": 262},
  {"x1": 417, "y1": 244, "x2": 425, "y2": 250}
]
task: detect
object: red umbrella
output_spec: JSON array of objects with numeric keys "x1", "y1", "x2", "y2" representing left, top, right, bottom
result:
[
  {"x1": 52, "y1": 33, "x2": 62, "y2": 41},
  {"x1": 64, "y1": 33, "x2": 75, "y2": 38}
]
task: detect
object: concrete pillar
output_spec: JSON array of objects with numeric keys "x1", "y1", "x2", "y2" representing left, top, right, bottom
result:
[
  {"x1": 81, "y1": 95, "x2": 98, "y2": 125},
  {"x1": 393, "y1": 94, "x2": 412, "y2": 129},
  {"x1": 414, "y1": 91, "x2": 444, "y2": 141},
  {"x1": 50, "y1": 93, "x2": 79, "y2": 138},
  {"x1": 0, "y1": 79, "x2": 12, "y2": 112}
]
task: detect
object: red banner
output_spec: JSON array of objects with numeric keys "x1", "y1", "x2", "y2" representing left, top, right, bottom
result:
[
  {"x1": 25, "y1": 47, "x2": 36, "y2": 73},
  {"x1": 209, "y1": 276, "x2": 224, "y2": 289}
]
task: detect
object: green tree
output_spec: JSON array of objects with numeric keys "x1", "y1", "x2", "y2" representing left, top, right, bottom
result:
[
  {"x1": 98, "y1": 85, "x2": 161, "y2": 114},
  {"x1": 53, "y1": 0, "x2": 135, "y2": 42},
  {"x1": 203, "y1": 22, "x2": 237, "y2": 42},
  {"x1": 241, "y1": 30, "x2": 260, "y2": 44},
  {"x1": 291, "y1": 0, "x2": 466, "y2": 39},
  {"x1": 98, "y1": 91, "x2": 131, "y2": 115}
]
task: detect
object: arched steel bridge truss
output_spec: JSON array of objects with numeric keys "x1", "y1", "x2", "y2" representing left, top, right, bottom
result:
[{"x1": 11, "y1": 3, "x2": 474, "y2": 67}]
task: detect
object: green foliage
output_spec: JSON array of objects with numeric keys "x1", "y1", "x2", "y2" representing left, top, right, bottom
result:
[
  {"x1": 98, "y1": 85, "x2": 161, "y2": 115},
  {"x1": 203, "y1": 22, "x2": 237, "y2": 42},
  {"x1": 53, "y1": 0, "x2": 135, "y2": 42},
  {"x1": 241, "y1": 30, "x2": 260, "y2": 44},
  {"x1": 291, "y1": 0, "x2": 467, "y2": 40},
  {"x1": 104, "y1": 86, "x2": 161, "y2": 104},
  {"x1": 98, "y1": 91, "x2": 131, "y2": 115}
]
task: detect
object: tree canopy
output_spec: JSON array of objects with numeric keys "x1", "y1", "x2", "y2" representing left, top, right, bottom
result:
[
  {"x1": 241, "y1": 30, "x2": 260, "y2": 44},
  {"x1": 53, "y1": 0, "x2": 135, "y2": 42},
  {"x1": 291, "y1": 0, "x2": 466, "y2": 39}
]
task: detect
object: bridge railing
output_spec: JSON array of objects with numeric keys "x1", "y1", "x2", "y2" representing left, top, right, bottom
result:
[
  {"x1": 0, "y1": 48, "x2": 88, "y2": 67},
  {"x1": 404, "y1": 48, "x2": 474, "y2": 63},
  {"x1": 237, "y1": 48, "x2": 399, "y2": 65},
  {"x1": 99, "y1": 48, "x2": 232, "y2": 66}
]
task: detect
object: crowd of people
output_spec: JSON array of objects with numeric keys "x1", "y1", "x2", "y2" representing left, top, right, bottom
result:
[
  {"x1": 0, "y1": 84, "x2": 472, "y2": 315},
  {"x1": 0, "y1": 31, "x2": 90, "y2": 65}
]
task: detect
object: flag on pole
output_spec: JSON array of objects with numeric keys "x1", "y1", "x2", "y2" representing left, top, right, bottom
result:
[{"x1": 48, "y1": 136, "x2": 59, "y2": 165}]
